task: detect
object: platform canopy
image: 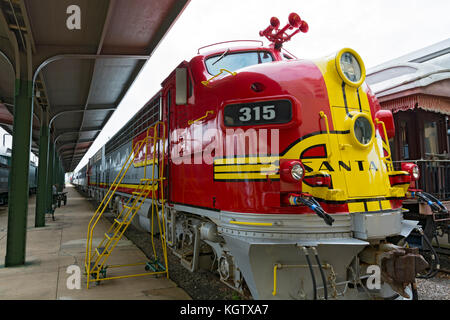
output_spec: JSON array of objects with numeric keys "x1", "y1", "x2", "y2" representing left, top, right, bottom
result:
[{"x1": 0, "y1": 0, "x2": 189, "y2": 172}]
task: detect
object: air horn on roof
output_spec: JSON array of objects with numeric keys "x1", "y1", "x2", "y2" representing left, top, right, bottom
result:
[{"x1": 259, "y1": 12, "x2": 308, "y2": 50}]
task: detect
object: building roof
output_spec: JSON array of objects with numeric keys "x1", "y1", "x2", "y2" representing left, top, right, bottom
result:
[{"x1": 366, "y1": 38, "x2": 450, "y2": 115}]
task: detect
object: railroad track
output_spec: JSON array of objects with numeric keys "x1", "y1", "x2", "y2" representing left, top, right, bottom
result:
[
  {"x1": 434, "y1": 246, "x2": 450, "y2": 256},
  {"x1": 433, "y1": 246, "x2": 450, "y2": 274}
]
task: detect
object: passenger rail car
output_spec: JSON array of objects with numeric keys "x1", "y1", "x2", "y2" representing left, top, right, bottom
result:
[
  {"x1": 73, "y1": 13, "x2": 449, "y2": 300},
  {"x1": 0, "y1": 146, "x2": 37, "y2": 205},
  {"x1": 71, "y1": 165, "x2": 87, "y2": 193}
]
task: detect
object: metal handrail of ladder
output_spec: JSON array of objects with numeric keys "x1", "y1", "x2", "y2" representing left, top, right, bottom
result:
[
  {"x1": 84, "y1": 121, "x2": 168, "y2": 288},
  {"x1": 85, "y1": 139, "x2": 146, "y2": 284},
  {"x1": 84, "y1": 139, "x2": 144, "y2": 272}
]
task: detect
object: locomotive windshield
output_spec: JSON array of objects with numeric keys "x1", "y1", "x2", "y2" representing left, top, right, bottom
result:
[{"x1": 205, "y1": 50, "x2": 273, "y2": 75}]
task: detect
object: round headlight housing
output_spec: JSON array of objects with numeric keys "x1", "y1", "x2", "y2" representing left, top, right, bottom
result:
[
  {"x1": 280, "y1": 160, "x2": 305, "y2": 183},
  {"x1": 349, "y1": 112, "x2": 375, "y2": 148},
  {"x1": 291, "y1": 164, "x2": 304, "y2": 181},
  {"x1": 401, "y1": 163, "x2": 420, "y2": 181},
  {"x1": 340, "y1": 52, "x2": 361, "y2": 82},
  {"x1": 336, "y1": 48, "x2": 366, "y2": 87},
  {"x1": 354, "y1": 116, "x2": 373, "y2": 145}
]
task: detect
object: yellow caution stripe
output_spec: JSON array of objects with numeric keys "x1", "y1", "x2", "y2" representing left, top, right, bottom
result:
[
  {"x1": 133, "y1": 158, "x2": 158, "y2": 168},
  {"x1": 90, "y1": 182, "x2": 157, "y2": 191},
  {"x1": 213, "y1": 156, "x2": 279, "y2": 181},
  {"x1": 214, "y1": 156, "x2": 279, "y2": 165}
]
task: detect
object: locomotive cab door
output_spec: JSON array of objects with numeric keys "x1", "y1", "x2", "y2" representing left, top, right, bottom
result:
[
  {"x1": 162, "y1": 86, "x2": 173, "y2": 203},
  {"x1": 165, "y1": 64, "x2": 218, "y2": 209},
  {"x1": 165, "y1": 81, "x2": 188, "y2": 203},
  {"x1": 164, "y1": 67, "x2": 191, "y2": 204}
]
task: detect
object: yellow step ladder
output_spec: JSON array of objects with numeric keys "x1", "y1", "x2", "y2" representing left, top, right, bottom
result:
[{"x1": 84, "y1": 122, "x2": 168, "y2": 288}]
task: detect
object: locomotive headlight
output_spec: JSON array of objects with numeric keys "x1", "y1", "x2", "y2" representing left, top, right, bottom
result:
[
  {"x1": 336, "y1": 48, "x2": 366, "y2": 87},
  {"x1": 412, "y1": 165, "x2": 420, "y2": 180},
  {"x1": 348, "y1": 112, "x2": 375, "y2": 148},
  {"x1": 340, "y1": 53, "x2": 360, "y2": 82},
  {"x1": 291, "y1": 164, "x2": 304, "y2": 181},
  {"x1": 280, "y1": 160, "x2": 305, "y2": 183},
  {"x1": 401, "y1": 163, "x2": 420, "y2": 181},
  {"x1": 354, "y1": 116, "x2": 372, "y2": 145}
]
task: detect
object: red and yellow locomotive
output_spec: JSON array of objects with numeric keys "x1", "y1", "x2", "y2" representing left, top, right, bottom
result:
[{"x1": 76, "y1": 13, "x2": 448, "y2": 299}]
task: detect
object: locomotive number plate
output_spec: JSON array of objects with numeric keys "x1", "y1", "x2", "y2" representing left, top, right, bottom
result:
[{"x1": 223, "y1": 99, "x2": 292, "y2": 126}]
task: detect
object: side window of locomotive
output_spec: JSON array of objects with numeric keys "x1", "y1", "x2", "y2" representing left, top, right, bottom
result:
[
  {"x1": 188, "y1": 73, "x2": 193, "y2": 98},
  {"x1": 205, "y1": 51, "x2": 273, "y2": 75}
]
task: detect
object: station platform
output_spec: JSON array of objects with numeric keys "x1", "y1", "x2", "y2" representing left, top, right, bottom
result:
[{"x1": 0, "y1": 185, "x2": 191, "y2": 300}]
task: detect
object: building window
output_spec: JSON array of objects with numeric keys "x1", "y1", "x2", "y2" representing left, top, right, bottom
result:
[
  {"x1": 400, "y1": 121, "x2": 409, "y2": 159},
  {"x1": 424, "y1": 121, "x2": 439, "y2": 156},
  {"x1": 389, "y1": 138, "x2": 395, "y2": 160}
]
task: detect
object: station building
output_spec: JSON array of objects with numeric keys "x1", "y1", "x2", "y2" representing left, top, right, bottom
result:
[{"x1": 367, "y1": 38, "x2": 450, "y2": 200}]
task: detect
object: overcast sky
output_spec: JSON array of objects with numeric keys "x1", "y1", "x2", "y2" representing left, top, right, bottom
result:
[{"x1": 58, "y1": 0, "x2": 450, "y2": 172}]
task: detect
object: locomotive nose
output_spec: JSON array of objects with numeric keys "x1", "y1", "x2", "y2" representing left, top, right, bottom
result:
[{"x1": 288, "y1": 48, "x2": 404, "y2": 215}]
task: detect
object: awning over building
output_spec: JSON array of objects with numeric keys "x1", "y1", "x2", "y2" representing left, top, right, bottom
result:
[{"x1": 381, "y1": 94, "x2": 450, "y2": 115}]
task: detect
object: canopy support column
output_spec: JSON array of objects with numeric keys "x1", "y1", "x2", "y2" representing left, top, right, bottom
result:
[
  {"x1": 35, "y1": 109, "x2": 49, "y2": 227},
  {"x1": 5, "y1": 78, "x2": 34, "y2": 267},
  {"x1": 47, "y1": 141, "x2": 54, "y2": 213}
]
